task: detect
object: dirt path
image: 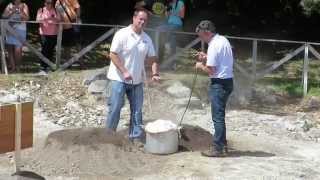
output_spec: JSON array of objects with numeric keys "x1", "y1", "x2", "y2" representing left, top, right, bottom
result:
[
  {"x1": 0, "y1": 71, "x2": 319, "y2": 179},
  {"x1": 1, "y1": 107, "x2": 319, "y2": 180}
]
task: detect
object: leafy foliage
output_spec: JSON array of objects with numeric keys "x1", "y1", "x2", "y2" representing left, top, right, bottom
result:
[{"x1": 300, "y1": 0, "x2": 320, "y2": 15}]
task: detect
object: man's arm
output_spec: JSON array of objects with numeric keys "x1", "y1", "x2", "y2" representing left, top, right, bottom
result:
[
  {"x1": 195, "y1": 62, "x2": 215, "y2": 76},
  {"x1": 195, "y1": 51, "x2": 215, "y2": 76},
  {"x1": 109, "y1": 52, "x2": 132, "y2": 80},
  {"x1": 147, "y1": 56, "x2": 160, "y2": 81}
]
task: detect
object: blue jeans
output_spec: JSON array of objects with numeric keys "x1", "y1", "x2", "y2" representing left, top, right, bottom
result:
[
  {"x1": 106, "y1": 80, "x2": 144, "y2": 139},
  {"x1": 209, "y1": 78, "x2": 233, "y2": 152}
]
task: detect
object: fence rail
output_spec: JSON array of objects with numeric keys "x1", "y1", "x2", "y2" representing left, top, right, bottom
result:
[{"x1": 0, "y1": 19, "x2": 320, "y2": 96}]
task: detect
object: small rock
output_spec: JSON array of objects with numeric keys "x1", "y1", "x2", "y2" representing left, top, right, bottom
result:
[
  {"x1": 88, "y1": 80, "x2": 109, "y2": 94},
  {"x1": 0, "y1": 94, "x2": 19, "y2": 103},
  {"x1": 58, "y1": 117, "x2": 68, "y2": 125},
  {"x1": 174, "y1": 96, "x2": 203, "y2": 109},
  {"x1": 166, "y1": 81, "x2": 191, "y2": 98},
  {"x1": 82, "y1": 68, "x2": 108, "y2": 86}
]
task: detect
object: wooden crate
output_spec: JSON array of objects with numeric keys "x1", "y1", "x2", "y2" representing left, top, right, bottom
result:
[{"x1": 0, "y1": 102, "x2": 33, "y2": 154}]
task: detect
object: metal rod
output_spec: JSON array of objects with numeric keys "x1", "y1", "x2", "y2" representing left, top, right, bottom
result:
[
  {"x1": 0, "y1": 21, "x2": 8, "y2": 75},
  {"x1": 303, "y1": 43, "x2": 309, "y2": 96},
  {"x1": 252, "y1": 40, "x2": 258, "y2": 80}
]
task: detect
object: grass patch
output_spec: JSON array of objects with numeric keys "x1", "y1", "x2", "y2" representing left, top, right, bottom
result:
[
  {"x1": 256, "y1": 59, "x2": 320, "y2": 97},
  {"x1": 257, "y1": 77, "x2": 303, "y2": 97}
]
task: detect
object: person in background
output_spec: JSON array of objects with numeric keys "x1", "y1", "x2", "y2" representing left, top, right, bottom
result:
[
  {"x1": 135, "y1": 0, "x2": 167, "y2": 29},
  {"x1": 55, "y1": 0, "x2": 80, "y2": 61},
  {"x1": 2, "y1": 0, "x2": 29, "y2": 72},
  {"x1": 134, "y1": 0, "x2": 167, "y2": 60},
  {"x1": 106, "y1": 8, "x2": 160, "y2": 144},
  {"x1": 194, "y1": 20, "x2": 234, "y2": 157},
  {"x1": 157, "y1": 0, "x2": 185, "y2": 68},
  {"x1": 165, "y1": 0, "x2": 185, "y2": 53},
  {"x1": 36, "y1": 0, "x2": 61, "y2": 75}
]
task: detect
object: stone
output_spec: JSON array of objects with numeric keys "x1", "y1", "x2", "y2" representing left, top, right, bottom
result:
[
  {"x1": 82, "y1": 68, "x2": 108, "y2": 86},
  {"x1": 0, "y1": 94, "x2": 19, "y2": 103},
  {"x1": 65, "y1": 101, "x2": 82, "y2": 113},
  {"x1": 88, "y1": 80, "x2": 109, "y2": 95},
  {"x1": 166, "y1": 81, "x2": 191, "y2": 98},
  {"x1": 174, "y1": 96, "x2": 203, "y2": 109}
]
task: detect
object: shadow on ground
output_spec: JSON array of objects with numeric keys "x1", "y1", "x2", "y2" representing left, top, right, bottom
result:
[
  {"x1": 179, "y1": 124, "x2": 275, "y2": 157},
  {"x1": 12, "y1": 171, "x2": 45, "y2": 180}
]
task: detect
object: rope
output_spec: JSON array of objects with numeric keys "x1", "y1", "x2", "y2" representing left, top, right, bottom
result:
[
  {"x1": 129, "y1": 79, "x2": 134, "y2": 141},
  {"x1": 178, "y1": 67, "x2": 198, "y2": 126}
]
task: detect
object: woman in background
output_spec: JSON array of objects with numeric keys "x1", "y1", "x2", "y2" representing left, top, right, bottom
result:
[
  {"x1": 165, "y1": 0, "x2": 185, "y2": 56},
  {"x1": 157, "y1": 0, "x2": 185, "y2": 69},
  {"x1": 2, "y1": 0, "x2": 29, "y2": 72},
  {"x1": 37, "y1": 0, "x2": 61, "y2": 74}
]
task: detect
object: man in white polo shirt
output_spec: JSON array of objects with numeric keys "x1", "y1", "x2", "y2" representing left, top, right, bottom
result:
[
  {"x1": 195, "y1": 20, "x2": 234, "y2": 157},
  {"x1": 106, "y1": 8, "x2": 160, "y2": 142}
]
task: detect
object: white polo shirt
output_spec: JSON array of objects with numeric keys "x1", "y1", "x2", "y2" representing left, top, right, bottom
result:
[
  {"x1": 206, "y1": 34, "x2": 234, "y2": 79},
  {"x1": 107, "y1": 25, "x2": 156, "y2": 84}
]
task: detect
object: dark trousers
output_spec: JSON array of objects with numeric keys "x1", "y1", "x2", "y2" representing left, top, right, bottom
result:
[
  {"x1": 40, "y1": 35, "x2": 57, "y2": 70},
  {"x1": 209, "y1": 78, "x2": 233, "y2": 152}
]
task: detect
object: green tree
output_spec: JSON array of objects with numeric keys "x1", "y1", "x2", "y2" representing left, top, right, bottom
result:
[{"x1": 300, "y1": 0, "x2": 320, "y2": 15}]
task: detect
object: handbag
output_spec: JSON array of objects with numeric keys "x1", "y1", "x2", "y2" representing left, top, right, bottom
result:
[{"x1": 58, "y1": 0, "x2": 80, "y2": 33}]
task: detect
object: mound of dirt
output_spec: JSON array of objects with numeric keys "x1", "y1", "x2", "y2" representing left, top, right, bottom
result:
[
  {"x1": 44, "y1": 128, "x2": 130, "y2": 150},
  {"x1": 179, "y1": 124, "x2": 212, "y2": 151},
  {"x1": 21, "y1": 126, "x2": 214, "y2": 178},
  {"x1": 23, "y1": 127, "x2": 149, "y2": 177}
]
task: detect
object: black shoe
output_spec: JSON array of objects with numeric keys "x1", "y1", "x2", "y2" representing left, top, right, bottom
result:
[
  {"x1": 224, "y1": 145, "x2": 228, "y2": 154},
  {"x1": 201, "y1": 146, "x2": 225, "y2": 157}
]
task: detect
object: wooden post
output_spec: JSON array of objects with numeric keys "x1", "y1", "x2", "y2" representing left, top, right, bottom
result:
[
  {"x1": 256, "y1": 45, "x2": 305, "y2": 79},
  {"x1": 58, "y1": 28, "x2": 115, "y2": 70},
  {"x1": 252, "y1": 40, "x2": 257, "y2": 81},
  {"x1": 234, "y1": 62, "x2": 251, "y2": 79},
  {"x1": 201, "y1": 40, "x2": 205, "y2": 51},
  {"x1": 308, "y1": 44, "x2": 320, "y2": 60},
  {"x1": 303, "y1": 43, "x2": 309, "y2": 96},
  {"x1": 0, "y1": 20, "x2": 8, "y2": 75},
  {"x1": 14, "y1": 102, "x2": 22, "y2": 172},
  {"x1": 155, "y1": 30, "x2": 160, "y2": 57},
  {"x1": 160, "y1": 38, "x2": 201, "y2": 69},
  {"x1": 56, "y1": 23, "x2": 63, "y2": 69}
]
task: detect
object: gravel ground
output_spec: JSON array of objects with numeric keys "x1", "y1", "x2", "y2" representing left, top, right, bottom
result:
[{"x1": 0, "y1": 70, "x2": 319, "y2": 179}]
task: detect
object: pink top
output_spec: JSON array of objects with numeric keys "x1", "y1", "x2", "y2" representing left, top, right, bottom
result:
[{"x1": 36, "y1": 7, "x2": 60, "y2": 35}]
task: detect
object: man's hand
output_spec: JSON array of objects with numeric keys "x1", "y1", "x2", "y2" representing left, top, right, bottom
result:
[
  {"x1": 196, "y1": 51, "x2": 207, "y2": 63},
  {"x1": 151, "y1": 74, "x2": 160, "y2": 82},
  {"x1": 123, "y1": 71, "x2": 132, "y2": 81},
  {"x1": 195, "y1": 62, "x2": 204, "y2": 70},
  {"x1": 195, "y1": 62, "x2": 215, "y2": 76}
]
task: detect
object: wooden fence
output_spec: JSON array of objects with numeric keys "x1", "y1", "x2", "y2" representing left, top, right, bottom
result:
[{"x1": 0, "y1": 19, "x2": 320, "y2": 96}]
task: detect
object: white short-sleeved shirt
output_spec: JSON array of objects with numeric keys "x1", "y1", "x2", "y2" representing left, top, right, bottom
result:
[
  {"x1": 107, "y1": 25, "x2": 156, "y2": 84},
  {"x1": 206, "y1": 34, "x2": 234, "y2": 79}
]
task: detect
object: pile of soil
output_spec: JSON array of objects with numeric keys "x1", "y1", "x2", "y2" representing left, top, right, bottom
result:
[{"x1": 22, "y1": 125, "x2": 212, "y2": 178}]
